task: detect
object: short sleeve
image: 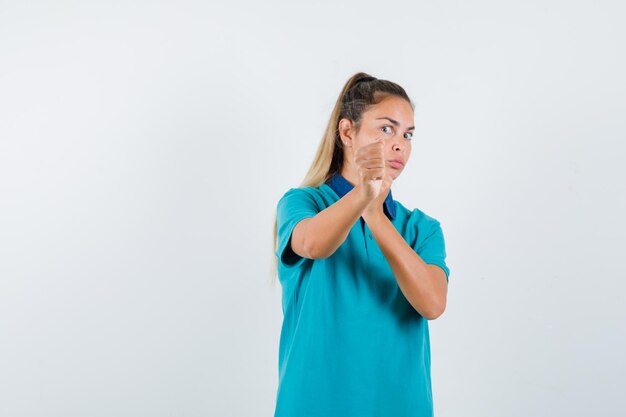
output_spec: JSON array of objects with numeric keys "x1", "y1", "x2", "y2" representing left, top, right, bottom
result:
[
  {"x1": 415, "y1": 220, "x2": 450, "y2": 282},
  {"x1": 275, "y1": 188, "x2": 320, "y2": 266}
]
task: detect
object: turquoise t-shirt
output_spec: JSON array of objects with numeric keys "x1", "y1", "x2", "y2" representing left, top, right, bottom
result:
[{"x1": 273, "y1": 173, "x2": 450, "y2": 417}]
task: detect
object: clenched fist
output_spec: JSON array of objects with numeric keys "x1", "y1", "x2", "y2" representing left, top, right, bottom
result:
[{"x1": 355, "y1": 137, "x2": 386, "y2": 200}]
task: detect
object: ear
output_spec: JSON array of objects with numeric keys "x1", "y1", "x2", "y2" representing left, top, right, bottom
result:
[{"x1": 338, "y1": 118, "x2": 355, "y2": 145}]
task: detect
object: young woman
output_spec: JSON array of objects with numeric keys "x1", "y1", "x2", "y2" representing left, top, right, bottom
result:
[{"x1": 271, "y1": 72, "x2": 450, "y2": 417}]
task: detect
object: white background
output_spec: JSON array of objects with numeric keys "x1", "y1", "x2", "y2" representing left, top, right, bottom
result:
[{"x1": 1, "y1": 1, "x2": 625, "y2": 416}]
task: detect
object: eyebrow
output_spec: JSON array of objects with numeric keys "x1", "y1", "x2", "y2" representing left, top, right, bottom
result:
[{"x1": 375, "y1": 117, "x2": 415, "y2": 130}]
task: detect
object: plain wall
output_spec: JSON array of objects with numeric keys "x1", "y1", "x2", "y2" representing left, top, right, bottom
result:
[{"x1": 1, "y1": 1, "x2": 625, "y2": 416}]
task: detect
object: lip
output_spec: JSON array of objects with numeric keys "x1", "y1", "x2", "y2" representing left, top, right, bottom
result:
[{"x1": 388, "y1": 159, "x2": 404, "y2": 169}]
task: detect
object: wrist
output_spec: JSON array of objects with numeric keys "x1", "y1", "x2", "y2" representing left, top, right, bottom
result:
[
  {"x1": 352, "y1": 184, "x2": 372, "y2": 207},
  {"x1": 363, "y1": 204, "x2": 385, "y2": 220}
]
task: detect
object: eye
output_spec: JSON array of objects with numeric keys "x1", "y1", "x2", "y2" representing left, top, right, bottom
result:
[
  {"x1": 404, "y1": 132, "x2": 414, "y2": 140},
  {"x1": 381, "y1": 125, "x2": 393, "y2": 135}
]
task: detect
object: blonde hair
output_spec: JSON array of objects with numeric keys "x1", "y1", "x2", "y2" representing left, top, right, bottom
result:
[{"x1": 268, "y1": 71, "x2": 414, "y2": 286}]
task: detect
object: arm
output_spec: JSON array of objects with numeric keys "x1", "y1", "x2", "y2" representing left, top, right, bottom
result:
[
  {"x1": 363, "y1": 211, "x2": 448, "y2": 320},
  {"x1": 291, "y1": 185, "x2": 370, "y2": 260}
]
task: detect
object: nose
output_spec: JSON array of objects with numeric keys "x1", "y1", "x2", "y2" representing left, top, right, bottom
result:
[{"x1": 390, "y1": 135, "x2": 405, "y2": 154}]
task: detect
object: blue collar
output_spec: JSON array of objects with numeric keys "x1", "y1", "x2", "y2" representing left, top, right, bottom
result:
[{"x1": 325, "y1": 172, "x2": 396, "y2": 220}]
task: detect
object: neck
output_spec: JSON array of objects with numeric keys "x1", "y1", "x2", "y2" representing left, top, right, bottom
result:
[{"x1": 339, "y1": 164, "x2": 359, "y2": 187}]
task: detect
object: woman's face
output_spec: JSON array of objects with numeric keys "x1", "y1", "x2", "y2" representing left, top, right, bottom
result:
[{"x1": 339, "y1": 95, "x2": 414, "y2": 181}]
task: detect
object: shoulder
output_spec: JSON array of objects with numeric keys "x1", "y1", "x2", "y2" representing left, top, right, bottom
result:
[
  {"x1": 279, "y1": 185, "x2": 321, "y2": 199},
  {"x1": 278, "y1": 184, "x2": 333, "y2": 205},
  {"x1": 395, "y1": 200, "x2": 441, "y2": 226},
  {"x1": 395, "y1": 200, "x2": 444, "y2": 243},
  {"x1": 276, "y1": 184, "x2": 333, "y2": 214}
]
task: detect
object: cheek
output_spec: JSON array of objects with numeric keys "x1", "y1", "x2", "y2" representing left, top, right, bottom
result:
[
  {"x1": 364, "y1": 125, "x2": 377, "y2": 137},
  {"x1": 357, "y1": 133, "x2": 377, "y2": 147}
]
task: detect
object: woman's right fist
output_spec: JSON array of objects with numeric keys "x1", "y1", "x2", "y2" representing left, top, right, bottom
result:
[{"x1": 354, "y1": 137, "x2": 385, "y2": 200}]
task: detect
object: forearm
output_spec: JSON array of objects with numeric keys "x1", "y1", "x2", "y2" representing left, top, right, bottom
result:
[
  {"x1": 306, "y1": 185, "x2": 370, "y2": 259},
  {"x1": 363, "y1": 211, "x2": 445, "y2": 319}
]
